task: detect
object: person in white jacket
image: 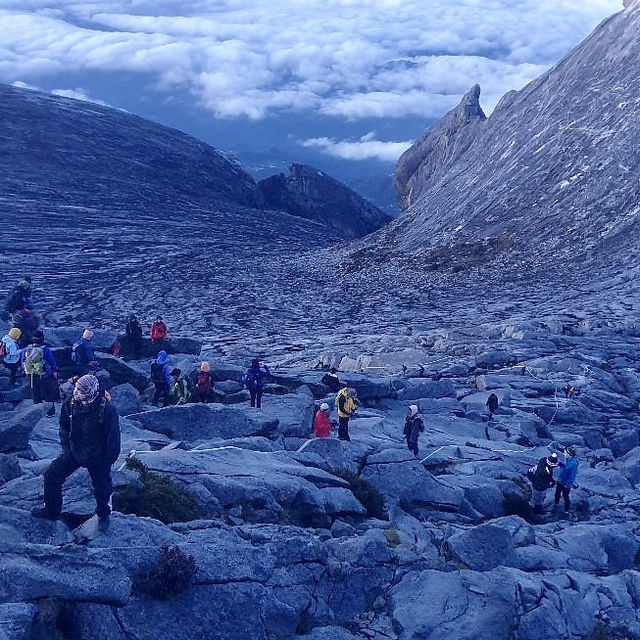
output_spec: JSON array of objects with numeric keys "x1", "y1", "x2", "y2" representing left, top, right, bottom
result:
[{"x1": 1, "y1": 327, "x2": 22, "y2": 385}]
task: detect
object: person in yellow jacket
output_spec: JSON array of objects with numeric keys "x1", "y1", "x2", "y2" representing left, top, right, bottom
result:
[{"x1": 335, "y1": 387, "x2": 357, "y2": 441}]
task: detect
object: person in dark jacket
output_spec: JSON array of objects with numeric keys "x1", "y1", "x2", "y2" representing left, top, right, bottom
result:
[
  {"x1": 14, "y1": 306, "x2": 39, "y2": 348},
  {"x1": 3, "y1": 279, "x2": 33, "y2": 324},
  {"x1": 530, "y1": 453, "x2": 559, "y2": 514},
  {"x1": 151, "y1": 350, "x2": 172, "y2": 406},
  {"x1": 486, "y1": 393, "x2": 499, "y2": 419},
  {"x1": 23, "y1": 330, "x2": 59, "y2": 417},
  {"x1": 554, "y1": 447, "x2": 579, "y2": 513},
  {"x1": 72, "y1": 329, "x2": 97, "y2": 375},
  {"x1": 403, "y1": 404, "x2": 425, "y2": 457},
  {"x1": 32, "y1": 374, "x2": 121, "y2": 531},
  {"x1": 125, "y1": 315, "x2": 143, "y2": 358},
  {"x1": 244, "y1": 359, "x2": 270, "y2": 408},
  {"x1": 321, "y1": 368, "x2": 342, "y2": 393}
]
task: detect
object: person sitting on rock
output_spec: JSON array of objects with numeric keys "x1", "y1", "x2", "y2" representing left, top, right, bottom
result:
[
  {"x1": 193, "y1": 362, "x2": 215, "y2": 403},
  {"x1": 403, "y1": 404, "x2": 425, "y2": 457},
  {"x1": 321, "y1": 367, "x2": 342, "y2": 393},
  {"x1": 171, "y1": 368, "x2": 190, "y2": 405},
  {"x1": 486, "y1": 393, "x2": 499, "y2": 419},
  {"x1": 125, "y1": 314, "x2": 143, "y2": 358},
  {"x1": 244, "y1": 359, "x2": 270, "y2": 409},
  {"x1": 554, "y1": 447, "x2": 579, "y2": 514},
  {"x1": 72, "y1": 329, "x2": 97, "y2": 375},
  {"x1": 150, "y1": 315, "x2": 167, "y2": 354},
  {"x1": 151, "y1": 350, "x2": 172, "y2": 407},
  {"x1": 3, "y1": 279, "x2": 33, "y2": 324},
  {"x1": 313, "y1": 403, "x2": 332, "y2": 438},
  {"x1": 23, "y1": 329, "x2": 59, "y2": 417},
  {"x1": 1, "y1": 327, "x2": 22, "y2": 385},
  {"x1": 32, "y1": 374, "x2": 120, "y2": 532},
  {"x1": 530, "y1": 453, "x2": 559, "y2": 514},
  {"x1": 335, "y1": 386, "x2": 357, "y2": 442}
]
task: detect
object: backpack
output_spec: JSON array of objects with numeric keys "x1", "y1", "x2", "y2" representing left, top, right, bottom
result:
[
  {"x1": 196, "y1": 372, "x2": 212, "y2": 394},
  {"x1": 526, "y1": 466, "x2": 536, "y2": 483},
  {"x1": 244, "y1": 369, "x2": 260, "y2": 391},
  {"x1": 71, "y1": 341, "x2": 85, "y2": 365},
  {"x1": 24, "y1": 345, "x2": 47, "y2": 376},
  {"x1": 150, "y1": 362, "x2": 164, "y2": 384}
]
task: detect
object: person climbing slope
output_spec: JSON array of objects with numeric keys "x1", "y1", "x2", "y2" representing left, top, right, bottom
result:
[
  {"x1": 150, "y1": 316, "x2": 167, "y2": 354},
  {"x1": 151, "y1": 350, "x2": 172, "y2": 407},
  {"x1": 3, "y1": 279, "x2": 33, "y2": 324},
  {"x1": 313, "y1": 403, "x2": 332, "y2": 438},
  {"x1": 23, "y1": 329, "x2": 59, "y2": 417},
  {"x1": 554, "y1": 447, "x2": 579, "y2": 514},
  {"x1": 486, "y1": 393, "x2": 499, "y2": 419},
  {"x1": 1, "y1": 327, "x2": 22, "y2": 385},
  {"x1": 335, "y1": 387, "x2": 357, "y2": 442},
  {"x1": 244, "y1": 359, "x2": 270, "y2": 408},
  {"x1": 193, "y1": 362, "x2": 214, "y2": 403},
  {"x1": 403, "y1": 404, "x2": 424, "y2": 457},
  {"x1": 321, "y1": 368, "x2": 342, "y2": 393},
  {"x1": 32, "y1": 374, "x2": 120, "y2": 532},
  {"x1": 529, "y1": 452, "x2": 559, "y2": 515},
  {"x1": 72, "y1": 329, "x2": 97, "y2": 375}
]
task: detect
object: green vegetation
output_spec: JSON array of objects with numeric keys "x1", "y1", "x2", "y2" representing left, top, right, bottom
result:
[
  {"x1": 335, "y1": 470, "x2": 386, "y2": 520},
  {"x1": 135, "y1": 545, "x2": 197, "y2": 599}
]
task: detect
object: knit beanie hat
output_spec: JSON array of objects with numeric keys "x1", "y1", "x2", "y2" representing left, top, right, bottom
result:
[
  {"x1": 408, "y1": 404, "x2": 419, "y2": 417},
  {"x1": 200, "y1": 361, "x2": 211, "y2": 372},
  {"x1": 547, "y1": 453, "x2": 559, "y2": 467},
  {"x1": 8, "y1": 328, "x2": 21, "y2": 340},
  {"x1": 82, "y1": 329, "x2": 94, "y2": 340},
  {"x1": 74, "y1": 374, "x2": 100, "y2": 405}
]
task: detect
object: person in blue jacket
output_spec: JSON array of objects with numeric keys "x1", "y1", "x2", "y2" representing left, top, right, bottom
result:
[
  {"x1": 23, "y1": 329, "x2": 59, "y2": 417},
  {"x1": 244, "y1": 359, "x2": 270, "y2": 408},
  {"x1": 151, "y1": 350, "x2": 172, "y2": 407},
  {"x1": 554, "y1": 446, "x2": 579, "y2": 513}
]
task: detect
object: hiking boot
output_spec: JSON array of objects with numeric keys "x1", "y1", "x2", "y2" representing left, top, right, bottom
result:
[
  {"x1": 46, "y1": 405, "x2": 55, "y2": 417},
  {"x1": 98, "y1": 515, "x2": 110, "y2": 533},
  {"x1": 31, "y1": 507, "x2": 59, "y2": 521}
]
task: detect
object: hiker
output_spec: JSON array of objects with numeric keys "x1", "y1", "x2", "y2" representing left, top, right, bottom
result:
[
  {"x1": 151, "y1": 350, "x2": 172, "y2": 407},
  {"x1": 171, "y1": 368, "x2": 190, "y2": 405},
  {"x1": 335, "y1": 387, "x2": 357, "y2": 441},
  {"x1": 486, "y1": 393, "x2": 499, "y2": 419},
  {"x1": 313, "y1": 403, "x2": 332, "y2": 438},
  {"x1": 125, "y1": 315, "x2": 143, "y2": 358},
  {"x1": 193, "y1": 362, "x2": 214, "y2": 403},
  {"x1": 244, "y1": 359, "x2": 270, "y2": 408},
  {"x1": 14, "y1": 307, "x2": 39, "y2": 348},
  {"x1": 3, "y1": 279, "x2": 33, "y2": 324},
  {"x1": 403, "y1": 404, "x2": 424, "y2": 457},
  {"x1": 32, "y1": 374, "x2": 120, "y2": 532},
  {"x1": 1, "y1": 327, "x2": 22, "y2": 385},
  {"x1": 529, "y1": 453, "x2": 559, "y2": 514},
  {"x1": 321, "y1": 367, "x2": 342, "y2": 393},
  {"x1": 150, "y1": 316, "x2": 167, "y2": 354},
  {"x1": 554, "y1": 447, "x2": 579, "y2": 514},
  {"x1": 24, "y1": 330, "x2": 59, "y2": 417},
  {"x1": 110, "y1": 340, "x2": 121, "y2": 358},
  {"x1": 72, "y1": 329, "x2": 97, "y2": 375},
  {"x1": 564, "y1": 384, "x2": 578, "y2": 399}
]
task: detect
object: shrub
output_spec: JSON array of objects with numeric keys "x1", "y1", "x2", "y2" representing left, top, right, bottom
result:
[
  {"x1": 502, "y1": 493, "x2": 534, "y2": 523},
  {"x1": 113, "y1": 457, "x2": 202, "y2": 524},
  {"x1": 335, "y1": 470, "x2": 386, "y2": 520},
  {"x1": 135, "y1": 545, "x2": 197, "y2": 599}
]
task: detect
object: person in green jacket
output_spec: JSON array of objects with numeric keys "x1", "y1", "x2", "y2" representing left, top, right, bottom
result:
[{"x1": 171, "y1": 368, "x2": 190, "y2": 405}]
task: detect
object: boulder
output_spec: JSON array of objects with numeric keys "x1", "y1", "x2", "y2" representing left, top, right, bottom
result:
[
  {"x1": 609, "y1": 429, "x2": 639, "y2": 458},
  {"x1": 116, "y1": 335, "x2": 202, "y2": 358},
  {"x1": 396, "y1": 379, "x2": 457, "y2": 401},
  {"x1": 0, "y1": 603, "x2": 37, "y2": 640},
  {"x1": 0, "y1": 404, "x2": 48, "y2": 453},
  {"x1": 108, "y1": 383, "x2": 141, "y2": 417},
  {"x1": 0, "y1": 454, "x2": 22, "y2": 486},
  {"x1": 95, "y1": 355, "x2": 149, "y2": 392},
  {"x1": 43, "y1": 327, "x2": 118, "y2": 350}
]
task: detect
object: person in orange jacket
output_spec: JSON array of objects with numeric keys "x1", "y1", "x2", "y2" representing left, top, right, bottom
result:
[
  {"x1": 313, "y1": 403, "x2": 332, "y2": 438},
  {"x1": 150, "y1": 315, "x2": 167, "y2": 354}
]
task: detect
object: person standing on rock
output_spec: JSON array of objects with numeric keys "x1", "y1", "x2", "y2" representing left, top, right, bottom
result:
[
  {"x1": 72, "y1": 329, "x2": 97, "y2": 375},
  {"x1": 335, "y1": 387, "x2": 357, "y2": 441},
  {"x1": 321, "y1": 367, "x2": 342, "y2": 393},
  {"x1": 313, "y1": 403, "x2": 332, "y2": 438},
  {"x1": 150, "y1": 315, "x2": 167, "y2": 354},
  {"x1": 23, "y1": 330, "x2": 59, "y2": 417},
  {"x1": 403, "y1": 404, "x2": 425, "y2": 457},
  {"x1": 530, "y1": 452, "x2": 559, "y2": 514},
  {"x1": 486, "y1": 393, "x2": 499, "y2": 419},
  {"x1": 171, "y1": 368, "x2": 190, "y2": 405},
  {"x1": 3, "y1": 279, "x2": 33, "y2": 325},
  {"x1": 193, "y1": 362, "x2": 214, "y2": 403},
  {"x1": 151, "y1": 350, "x2": 172, "y2": 407},
  {"x1": 32, "y1": 374, "x2": 120, "y2": 532},
  {"x1": 1, "y1": 327, "x2": 23, "y2": 385},
  {"x1": 554, "y1": 447, "x2": 579, "y2": 514},
  {"x1": 244, "y1": 359, "x2": 270, "y2": 409},
  {"x1": 125, "y1": 315, "x2": 143, "y2": 358}
]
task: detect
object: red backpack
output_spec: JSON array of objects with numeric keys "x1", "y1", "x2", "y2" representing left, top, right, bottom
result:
[{"x1": 196, "y1": 371, "x2": 212, "y2": 394}]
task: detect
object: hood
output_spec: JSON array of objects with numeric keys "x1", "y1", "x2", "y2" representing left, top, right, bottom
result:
[{"x1": 157, "y1": 350, "x2": 168, "y2": 365}]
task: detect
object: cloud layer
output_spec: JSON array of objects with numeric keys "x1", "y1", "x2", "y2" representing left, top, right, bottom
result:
[
  {"x1": 302, "y1": 134, "x2": 412, "y2": 162},
  {"x1": 0, "y1": 0, "x2": 621, "y2": 122}
]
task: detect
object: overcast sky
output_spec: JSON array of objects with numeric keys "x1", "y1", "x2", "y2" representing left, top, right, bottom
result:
[{"x1": 0, "y1": 0, "x2": 622, "y2": 162}]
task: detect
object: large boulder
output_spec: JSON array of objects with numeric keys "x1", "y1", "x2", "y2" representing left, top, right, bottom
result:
[
  {"x1": 108, "y1": 383, "x2": 141, "y2": 417},
  {"x1": 95, "y1": 355, "x2": 149, "y2": 392},
  {"x1": 396, "y1": 379, "x2": 457, "y2": 401},
  {"x1": 0, "y1": 403, "x2": 48, "y2": 453},
  {"x1": 0, "y1": 453, "x2": 22, "y2": 486},
  {"x1": 117, "y1": 335, "x2": 202, "y2": 358},
  {"x1": 42, "y1": 327, "x2": 117, "y2": 350}
]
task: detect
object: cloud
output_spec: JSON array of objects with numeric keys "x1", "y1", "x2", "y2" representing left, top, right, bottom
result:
[
  {"x1": 0, "y1": 0, "x2": 622, "y2": 120},
  {"x1": 12, "y1": 80, "x2": 108, "y2": 106},
  {"x1": 301, "y1": 133, "x2": 413, "y2": 162}
]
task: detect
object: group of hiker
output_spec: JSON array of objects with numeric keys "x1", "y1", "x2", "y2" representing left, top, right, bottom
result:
[{"x1": 528, "y1": 448, "x2": 580, "y2": 515}]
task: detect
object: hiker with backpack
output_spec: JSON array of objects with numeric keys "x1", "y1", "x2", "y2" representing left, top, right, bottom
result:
[
  {"x1": 554, "y1": 447, "x2": 579, "y2": 514},
  {"x1": 321, "y1": 368, "x2": 342, "y2": 393},
  {"x1": 244, "y1": 359, "x2": 270, "y2": 408},
  {"x1": 151, "y1": 350, "x2": 172, "y2": 407},
  {"x1": 335, "y1": 387, "x2": 357, "y2": 441},
  {"x1": 192, "y1": 362, "x2": 214, "y2": 403},
  {"x1": 125, "y1": 315, "x2": 143, "y2": 358},
  {"x1": 24, "y1": 330, "x2": 59, "y2": 418},
  {"x1": 403, "y1": 404, "x2": 425, "y2": 457},
  {"x1": 486, "y1": 393, "x2": 499, "y2": 419},
  {"x1": 528, "y1": 452, "x2": 559, "y2": 514},
  {"x1": 14, "y1": 306, "x2": 39, "y2": 348},
  {"x1": 1, "y1": 327, "x2": 22, "y2": 385},
  {"x1": 32, "y1": 374, "x2": 121, "y2": 532},
  {"x1": 171, "y1": 368, "x2": 190, "y2": 405},
  {"x1": 72, "y1": 329, "x2": 97, "y2": 375},
  {"x1": 150, "y1": 316, "x2": 167, "y2": 354},
  {"x1": 3, "y1": 279, "x2": 34, "y2": 325},
  {"x1": 313, "y1": 403, "x2": 332, "y2": 438}
]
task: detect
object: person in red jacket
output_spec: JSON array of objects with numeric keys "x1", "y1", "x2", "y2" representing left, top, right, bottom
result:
[
  {"x1": 150, "y1": 315, "x2": 167, "y2": 354},
  {"x1": 313, "y1": 403, "x2": 332, "y2": 438}
]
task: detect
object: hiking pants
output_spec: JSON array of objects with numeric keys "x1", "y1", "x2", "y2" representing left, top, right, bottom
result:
[
  {"x1": 407, "y1": 440, "x2": 419, "y2": 457},
  {"x1": 554, "y1": 483, "x2": 571, "y2": 512},
  {"x1": 153, "y1": 382, "x2": 171, "y2": 407},
  {"x1": 338, "y1": 417, "x2": 351, "y2": 442},
  {"x1": 44, "y1": 453, "x2": 112, "y2": 518},
  {"x1": 530, "y1": 488, "x2": 546, "y2": 512},
  {"x1": 250, "y1": 389, "x2": 263, "y2": 408},
  {"x1": 4, "y1": 360, "x2": 19, "y2": 384}
]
